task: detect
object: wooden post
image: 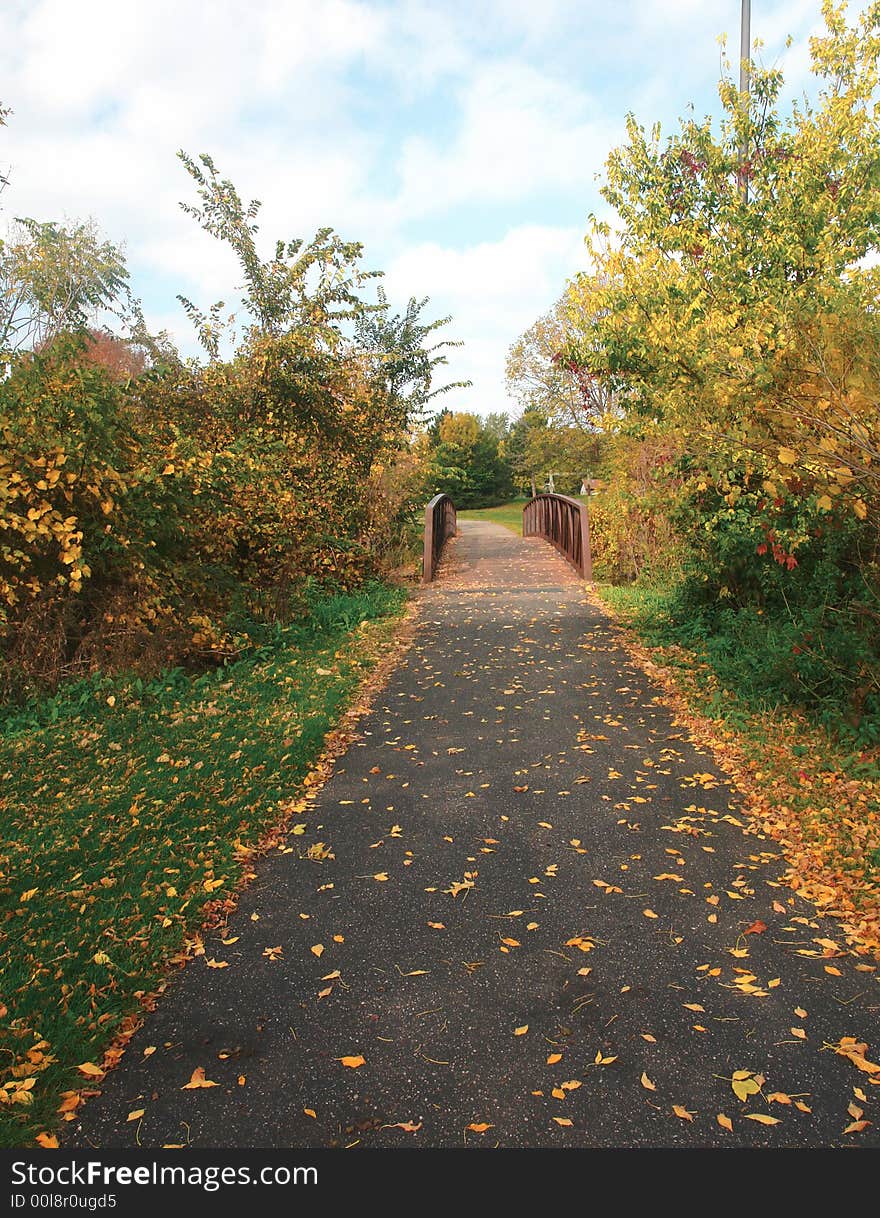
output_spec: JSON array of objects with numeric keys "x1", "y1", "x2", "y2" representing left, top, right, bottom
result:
[
  {"x1": 422, "y1": 501, "x2": 434, "y2": 584},
  {"x1": 579, "y1": 499, "x2": 593, "y2": 583}
]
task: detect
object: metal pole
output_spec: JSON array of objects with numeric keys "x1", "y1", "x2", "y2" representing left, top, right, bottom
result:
[{"x1": 739, "y1": 0, "x2": 751, "y2": 202}]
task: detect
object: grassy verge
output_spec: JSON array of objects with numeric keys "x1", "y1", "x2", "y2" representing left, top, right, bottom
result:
[
  {"x1": 0, "y1": 582, "x2": 407, "y2": 1147},
  {"x1": 595, "y1": 581, "x2": 880, "y2": 954}
]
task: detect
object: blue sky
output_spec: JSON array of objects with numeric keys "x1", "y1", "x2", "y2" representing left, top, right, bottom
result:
[{"x1": 0, "y1": 0, "x2": 845, "y2": 415}]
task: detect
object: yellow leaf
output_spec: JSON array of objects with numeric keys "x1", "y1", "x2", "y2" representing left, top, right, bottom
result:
[
  {"x1": 672, "y1": 1105, "x2": 694, "y2": 1121},
  {"x1": 744, "y1": 1113, "x2": 781, "y2": 1125},
  {"x1": 372, "y1": 873, "x2": 389, "y2": 882},
  {"x1": 641, "y1": 1033, "x2": 657, "y2": 1043},
  {"x1": 337, "y1": 1055, "x2": 365, "y2": 1068},
  {"x1": 790, "y1": 1027, "x2": 807, "y2": 1040},
  {"x1": 854, "y1": 498, "x2": 867, "y2": 520},
  {"x1": 514, "y1": 1025, "x2": 529, "y2": 1036},
  {"x1": 127, "y1": 1109, "x2": 145, "y2": 1122},
  {"x1": 552, "y1": 1117, "x2": 573, "y2": 1127},
  {"x1": 642, "y1": 909, "x2": 659, "y2": 919},
  {"x1": 35, "y1": 1133, "x2": 59, "y2": 1148},
  {"x1": 777, "y1": 447, "x2": 797, "y2": 465},
  {"x1": 310, "y1": 944, "x2": 324, "y2": 957},
  {"x1": 683, "y1": 1003, "x2": 704, "y2": 1012},
  {"x1": 640, "y1": 1072, "x2": 656, "y2": 1091},
  {"x1": 816, "y1": 494, "x2": 833, "y2": 512},
  {"x1": 181, "y1": 1067, "x2": 218, "y2": 1089},
  {"x1": 76, "y1": 1062, "x2": 104, "y2": 1077},
  {"x1": 547, "y1": 1053, "x2": 563, "y2": 1065},
  {"x1": 732, "y1": 1076, "x2": 761, "y2": 1102},
  {"x1": 304, "y1": 1108, "x2": 317, "y2": 1119},
  {"x1": 467, "y1": 1122, "x2": 493, "y2": 1133},
  {"x1": 716, "y1": 1113, "x2": 733, "y2": 1132}
]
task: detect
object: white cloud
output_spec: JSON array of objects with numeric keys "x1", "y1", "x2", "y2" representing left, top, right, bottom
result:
[
  {"x1": 384, "y1": 225, "x2": 588, "y2": 415},
  {"x1": 392, "y1": 62, "x2": 618, "y2": 218},
  {"x1": 1, "y1": 0, "x2": 853, "y2": 415}
]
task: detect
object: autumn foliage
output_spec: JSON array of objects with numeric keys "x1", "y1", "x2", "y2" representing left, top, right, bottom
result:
[
  {"x1": 560, "y1": 1, "x2": 880, "y2": 738},
  {"x1": 0, "y1": 154, "x2": 449, "y2": 698}
]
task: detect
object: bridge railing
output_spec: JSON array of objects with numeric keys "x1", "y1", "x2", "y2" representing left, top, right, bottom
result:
[
  {"x1": 523, "y1": 493, "x2": 593, "y2": 581},
  {"x1": 422, "y1": 494, "x2": 457, "y2": 583}
]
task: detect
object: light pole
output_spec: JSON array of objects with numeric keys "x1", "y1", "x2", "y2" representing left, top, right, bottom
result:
[{"x1": 740, "y1": 0, "x2": 751, "y2": 201}]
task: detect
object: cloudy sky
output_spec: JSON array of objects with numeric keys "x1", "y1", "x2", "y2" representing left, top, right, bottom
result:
[{"x1": 0, "y1": 0, "x2": 838, "y2": 415}]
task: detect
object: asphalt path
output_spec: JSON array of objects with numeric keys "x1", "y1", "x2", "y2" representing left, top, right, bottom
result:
[{"x1": 69, "y1": 520, "x2": 880, "y2": 1148}]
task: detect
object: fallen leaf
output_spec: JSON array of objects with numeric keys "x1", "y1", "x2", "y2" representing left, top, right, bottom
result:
[
  {"x1": 744, "y1": 920, "x2": 767, "y2": 935},
  {"x1": 304, "y1": 1108, "x2": 317, "y2": 1119},
  {"x1": 672, "y1": 1105, "x2": 694, "y2": 1122},
  {"x1": 643, "y1": 909, "x2": 659, "y2": 919},
  {"x1": 76, "y1": 1062, "x2": 104, "y2": 1078},
  {"x1": 552, "y1": 1117, "x2": 573, "y2": 1127},
  {"x1": 181, "y1": 1067, "x2": 218, "y2": 1089},
  {"x1": 843, "y1": 1120, "x2": 872, "y2": 1134},
  {"x1": 744, "y1": 1113, "x2": 781, "y2": 1125},
  {"x1": 337, "y1": 1055, "x2": 366, "y2": 1069},
  {"x1": 640, "y1": 1072, "x2": 656, "y2": 1091},
  {"x1": 467, "y1": 1122, "x2": 493, "y2": 1133},
  {"x1": 514, "y1": 1025, "x2": 529, "y2": 1036},
  {"x1": 35, "y1": 1133, "x2": 59, "y2": 1148},
  {"x1": 547, "y1": 1053, "x2": 563, "y2": 1065},
  {"x1": 127, "y1": 1109, "x2": 145, "y2": 1122},
  {"x1": 716, "y1": 1113, "x2": 733, "y2": 1132},
  {"x1": 310, "y1": 944, "x2": 324, "y2": 958}
]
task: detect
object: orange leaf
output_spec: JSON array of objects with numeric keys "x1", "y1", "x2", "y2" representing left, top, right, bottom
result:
[
  {"x1": 672, "y1": 1105, "x2": 694, "y2": 1121},
  {"x1": 744, "y1": 920, "x2": 767, "y2": 935},
  {"x1": 467, "y1": 1122, "x2": 493, "y2": 1133},
  {"x1": 181, "y1": 1067, "x2": 218, "y2": 1089},
  {"x1": 716, "y1": 1113, "x2": 733, "y2": 1132},
  {"x1": 337, "y1": 1055, "x2": 366, "y2": 1069},
  {"x1": 35, "y1": 1133, "x2": 59, "y2": 1148}
]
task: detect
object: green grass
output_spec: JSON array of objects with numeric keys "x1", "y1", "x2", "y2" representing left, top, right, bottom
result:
[
  {"x1": 457, "y1": 501, "x2": 527, "y2": 534},
  {"x1": 0, "y1": 582, "x2": 406, "y2": 1147},
  {"x1": 458, "y1": 496, "x2": 591, "y2": 538}
]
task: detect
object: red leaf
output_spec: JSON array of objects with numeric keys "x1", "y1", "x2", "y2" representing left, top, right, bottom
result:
[{"x1": 744, "y1": 920, "x2": 767, "y2": 935}]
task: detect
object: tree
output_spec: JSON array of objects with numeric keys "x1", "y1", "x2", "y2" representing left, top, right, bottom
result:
[
  {"x1": 564, "y1": 0, "x2": 880, "y2": 519},
  {"x1": 354, "y1": 287, "x2": 470, "y2": 430},
  {"x1": 507, "y1": 298, "x2": 615, "y2": 433},
  {"x1": 425, "y1": 411, "x2": 514, "y2": 508},
  {"x1": 0, "y1": 218, "x2": 130, "y2": 355}
]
